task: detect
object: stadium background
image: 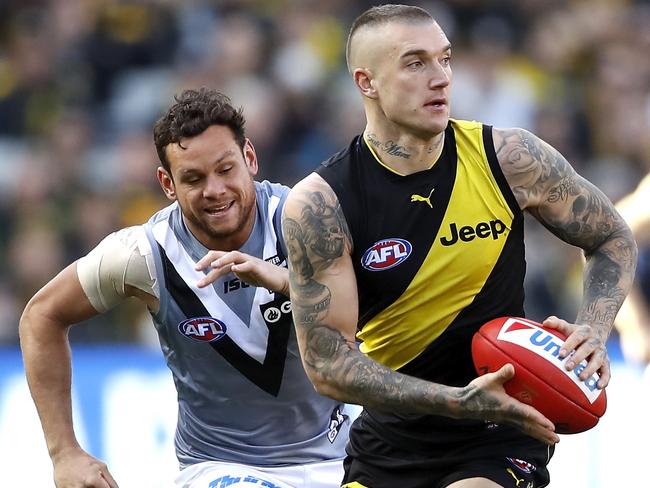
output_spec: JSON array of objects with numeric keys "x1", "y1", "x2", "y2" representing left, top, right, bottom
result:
[{"x1": 0, "y1": 0, "x2": 648, "y2": 486}]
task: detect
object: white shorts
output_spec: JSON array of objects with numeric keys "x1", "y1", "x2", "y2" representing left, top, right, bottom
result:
[{"x1": 175, "y1": 458, "x2": 345, "y2": 488}]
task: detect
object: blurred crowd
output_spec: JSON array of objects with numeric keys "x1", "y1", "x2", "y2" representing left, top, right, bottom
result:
[{"x1": 0, "y1": 0, "x2": 649, "y2": 350}]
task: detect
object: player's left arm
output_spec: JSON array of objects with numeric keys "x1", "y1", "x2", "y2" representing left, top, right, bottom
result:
[{"x1": 493, "y1": 127, "x2": 638, "y2": 387}]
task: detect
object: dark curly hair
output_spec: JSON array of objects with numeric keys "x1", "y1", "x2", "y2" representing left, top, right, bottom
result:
[{"x1": 153, "y1": 88, "x2": 246, "y2": 173}]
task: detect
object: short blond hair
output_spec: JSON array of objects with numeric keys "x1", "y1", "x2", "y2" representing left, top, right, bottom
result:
[{"x1": 346, "y1": 4, "x2": 433, "y2": 71}]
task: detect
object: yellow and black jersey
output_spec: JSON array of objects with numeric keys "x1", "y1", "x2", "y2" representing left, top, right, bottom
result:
[
  {"x1": 318, "y1": 120, "x2": 550, "y2": 486},
  {"x1": 317, "y1": 119, "x2": 525, "y2": 389}
]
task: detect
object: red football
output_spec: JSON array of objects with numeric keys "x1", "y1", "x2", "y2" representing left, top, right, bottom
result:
[{"x1": 471, "y1": 316, "x2": 607, "y2": 434}]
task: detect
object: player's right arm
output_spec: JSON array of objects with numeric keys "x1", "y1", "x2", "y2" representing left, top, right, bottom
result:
[
  {"x1": 282, "y1": 173, "x2": 560, "y2": 445},
  {"x1": 18, "y1": 227, "x2": 155, "y2": 488}
]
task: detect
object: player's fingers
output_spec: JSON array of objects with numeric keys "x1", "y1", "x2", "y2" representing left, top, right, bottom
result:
[
  {"x1": 216, "y1": 250, "x2": 244, "y2": 265},
  {"x1": 211, "y1": 250, "x2": 249, "y2": 269},
  {"x1": 100, "y1": 468, "x2": 119, "y2": 488},
  {"x1": 518, "y1": 404, "x2": 559, "y2": 445},
  {"x1": 83, "y1": 471, "x2": 111, "y2": 488},
  {"x1": 494, "y1": 363, "x2": 515, "y2": 384},
  {"x1": 558, "y1": 326, "x2": 591, "y2": 360},
  {"x1": 519, "y1": 401, "x2": 555, "y2": 431},
  {"x1": 572, "y1": 345, "x2": 607, "y2": 379},
  {"x1": 528, "y1": 425, "x2": 559, "y2": 446},
  {"x1": 541, "y1": 315, "x2": 563, "y2": 328},
  {"x1": 197, "y1": 266, "x2": 233, "y2": 288},
  {"x1": 563, "y1": 330, "x2": 605, "y2": 370},
  {"x1": 543, "y1": 316, "x2": 586, "y2": 360},
  {"x1": 542, "y1": 316, "x2": 575, "y2": 337},
  {"x1": 195, "y1": 251, "x2": 225, "y2": 271},
  {"x1": 529, "y1": 424, "x2": 560, "y2": 446},
  {"x1": 562, "y1": 338, "x2": 596, "y2": 371},
  {"x1": 231, "y1": 260, "x2": 256, "y2": 275},
  {"x1": 597, "y1": 360, "x2": 611, "y2": 388}
]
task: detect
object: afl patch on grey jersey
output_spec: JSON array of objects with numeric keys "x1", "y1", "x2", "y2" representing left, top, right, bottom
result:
[{"x1": 143, "y1": 180, "x2": 350, "y2": 467}]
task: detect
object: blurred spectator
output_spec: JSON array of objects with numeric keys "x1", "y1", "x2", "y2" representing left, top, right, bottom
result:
[{"x1": 1, "y1": 0, "x2": 648, "y2": 346}]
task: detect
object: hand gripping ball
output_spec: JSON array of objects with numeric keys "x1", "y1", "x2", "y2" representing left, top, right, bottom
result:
[{"x1": 471, "y1": 316, "x2": 607, "y2": 434}]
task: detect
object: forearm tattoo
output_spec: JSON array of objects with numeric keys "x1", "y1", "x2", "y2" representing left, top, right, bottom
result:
[
  {"x1": 496, "y1": 128, "x2": 638, "y2": 332},
  {"x1": 301, "y1": 320, "x2": 459, "y2": 414},
  {"x1": 283, "y1": 184, "x2": 460, "y2": 413}
]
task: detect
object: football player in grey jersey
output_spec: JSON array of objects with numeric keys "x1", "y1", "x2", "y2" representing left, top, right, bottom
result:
[{"x1": 20, "y1": 88, "x2": 354, "y2": 488}]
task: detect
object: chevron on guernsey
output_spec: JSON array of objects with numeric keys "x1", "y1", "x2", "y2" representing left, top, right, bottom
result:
[
  {"x1": 496, "y1": 318, "x2": 603, "y2": 403},
  {"x1": 361, "y1": 238, "x2": 412, "y2": 271},
  {"x1": 178, "y1": 317, "x2": 227, "y2": 343}
]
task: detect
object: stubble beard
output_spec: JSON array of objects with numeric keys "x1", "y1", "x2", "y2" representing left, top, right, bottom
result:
[{"x1": 199, "y1": 199, "x2": 256, "y2": 242}]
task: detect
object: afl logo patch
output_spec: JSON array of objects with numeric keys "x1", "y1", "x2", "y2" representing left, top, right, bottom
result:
[
  {"x1": 361, "y1": 238, "x2": 412, "y2": 271},
  {"x1": 178, "y1": 317, "x2": 227, "y2": 343},
  {"x1": 506, "y1": 457, "x2": 537, "y2": 474}
]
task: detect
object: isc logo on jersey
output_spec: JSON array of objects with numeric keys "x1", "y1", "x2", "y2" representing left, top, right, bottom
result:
[
  {"x1": 361, "y1": 238, "x2": 412, "y2": 271},
  {"x1": 178, "y1": 317, "x2": 227, "y2": 343},
  {"x1": 496, "y1": 318, "x2": 603, "y2": 403}
]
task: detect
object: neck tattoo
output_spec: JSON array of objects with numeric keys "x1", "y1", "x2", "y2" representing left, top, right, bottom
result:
[
  {"x1": 427, "y1": 136, "x2": 443, "y2": 155},
  {"x1": 366, "y1": 133, "x2": 411, "y2": 160}
]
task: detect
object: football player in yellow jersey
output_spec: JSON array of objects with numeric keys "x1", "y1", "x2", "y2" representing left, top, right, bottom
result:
[{"x1": 282, "y1": 4, "x2": 637, "y2": 488}]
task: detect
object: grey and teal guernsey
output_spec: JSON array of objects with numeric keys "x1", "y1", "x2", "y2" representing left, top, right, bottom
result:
[{"x1": 143, "y1": 180, "x2": 350, "y2": 468}]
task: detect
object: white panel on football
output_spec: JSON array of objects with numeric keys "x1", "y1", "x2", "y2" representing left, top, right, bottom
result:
[{"x1": 496, "y1": 318, "x2": 603, "y2": 404}]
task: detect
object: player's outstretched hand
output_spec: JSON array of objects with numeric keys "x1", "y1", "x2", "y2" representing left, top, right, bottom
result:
[
  {"x1": 195, "y1": 250, "x2": 289, "y2": 295},
  {"x1": 53, "y1": 446, "x2": 118, "y2": 488},
  {"x1": 542, "y1": 315, "x2": 610, "y2": 388},
  {"x1": 464, "y1": 364, "x2": 560, "y2": 446}
]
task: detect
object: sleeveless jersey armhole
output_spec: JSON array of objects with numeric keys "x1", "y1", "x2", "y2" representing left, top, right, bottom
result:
[{"x1": 482, "y1": 124, "x2": 522, "y2": 216}]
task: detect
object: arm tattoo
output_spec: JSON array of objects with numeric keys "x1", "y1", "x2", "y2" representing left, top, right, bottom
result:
[
  {"x1": 496, "y1": 128, "x2": 638, "y2": 332},
  {"x1": 577, "y1": 236, "x2": 637, "y2": 331},
  {"x1": 495, "y1": 128, "x2": 571, "y2": 208},
  {"x1": 302, "y1": 321, "x2": 462, "y2": 414},
  {"x1": 283, "y1": 217, "x2": 331, "y2": 325},
  {"x1": 284, "y1": 189, "x2": 349, "y2": 326},
  {"x1": 301, "y1": 193, "x2": 346, "y2": 259},
  {"x1": 284, "y1": 183, "x2": 465, "y2": 414}
]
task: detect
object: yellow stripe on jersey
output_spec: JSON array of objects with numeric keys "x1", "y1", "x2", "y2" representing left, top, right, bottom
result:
[
  {"x1": 341, "y1": 483, "x2": 369, "y2": 488},
  {"x1": 358, "y1": 120, "x2": 515, "y2": 370}
]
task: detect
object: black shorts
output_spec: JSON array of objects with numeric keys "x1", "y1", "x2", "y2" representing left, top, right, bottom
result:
[{"x1": 341, "y1": 411, "x2": 553, "y2": 488}]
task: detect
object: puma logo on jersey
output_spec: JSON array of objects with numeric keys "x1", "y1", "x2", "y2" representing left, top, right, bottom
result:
[
  {"x1": 506, "y1": 468, "x2": 526, "y2": 487},
  {"x1": 410, "y1": 188, "x2": 435, "y2": 208},
  {"x1": 439, "y1": 219, "x2": 506, "y2": 246}
]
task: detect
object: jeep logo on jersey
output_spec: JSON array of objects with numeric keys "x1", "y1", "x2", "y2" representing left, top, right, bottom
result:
[
  {"x1": 178, "y1": 317, "x2": 227, "y2": 343},
  {"x1": 439, "y1": 219, "x2": 506, "y2": 246},
  {"x1": 496, "y1": 318, "x2": 603, "y2": 403},
  {"x1": 361, "y1": 238, "x2": 412, "y2": 271}
]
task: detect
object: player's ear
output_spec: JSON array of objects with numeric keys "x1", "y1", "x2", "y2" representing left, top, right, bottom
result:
[
  {"x1": 157, "y1": 167, "x2": 176, "y2": 200},
  {"x1": 243, "y1": 138, "x2": 259, "y2": 176},
  {"x1": 353, "y1": 68, "x2": 378, "y2": 100}
]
